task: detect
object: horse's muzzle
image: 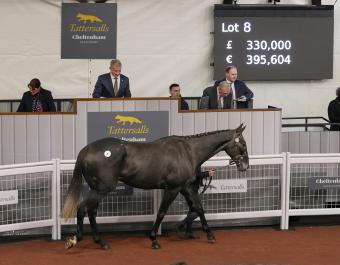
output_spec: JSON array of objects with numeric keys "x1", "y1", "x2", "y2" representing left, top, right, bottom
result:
[{"x1": 231, "y1": 156, "x2": 249, "y2": 171}]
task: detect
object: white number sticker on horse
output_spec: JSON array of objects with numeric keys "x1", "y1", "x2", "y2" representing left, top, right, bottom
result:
[{"x1": 104, "y1": 150, "x2": 111, "y2": 157}]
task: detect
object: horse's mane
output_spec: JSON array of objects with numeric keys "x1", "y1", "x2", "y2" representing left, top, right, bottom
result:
[
  {"x1": 155, "y1": 129, "x2": 236, "y2": 142},
  {"x1": 181, "y1": 129, "x2": 234, "y2": 139}
]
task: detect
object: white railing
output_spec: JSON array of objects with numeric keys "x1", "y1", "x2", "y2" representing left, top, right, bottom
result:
[
  {"x1": 0, "y1": 160, "x2": 58, "y2": 239},
  {"x1": 1, "y1": 153, "x2": 340, "y2": 239},
  {"x1": 284, "y1": 153, "x2": 340, "y2": 229}
]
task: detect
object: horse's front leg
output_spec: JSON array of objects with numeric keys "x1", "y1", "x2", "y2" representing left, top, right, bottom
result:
[
  {"x1": 180, "y1": 188, "x2": 215, "y2": 242},
  {"x1": 150, "y1": 188, "x2": 179, "y2": 249}
]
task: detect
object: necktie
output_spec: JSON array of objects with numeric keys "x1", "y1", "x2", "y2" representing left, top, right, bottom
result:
[
  {"x1": 218, "y1": 96, "x2": 223, "y2": 109},
  {"x1": 113, "y1": 77, "x2": 118, "y2": 96}
]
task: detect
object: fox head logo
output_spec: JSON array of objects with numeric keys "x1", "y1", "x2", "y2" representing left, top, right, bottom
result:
[
  {"x1": 76, "y1": 13, "x2": 103, "y2": 23},
  {"x1": 114, "y1": 115, "x2": 142, "y2": 125}
]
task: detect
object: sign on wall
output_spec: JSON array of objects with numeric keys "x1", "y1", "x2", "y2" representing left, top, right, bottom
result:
[
  {"x1": 87, "y1": 111, "x2": 169, "y2": 195},
  {"x1": 308, "y1": 177, "x2": 340, "y2": 190},
  {"x1": 205, "y1": 179, "x2": 248, "y2": 194},
  {"x1": 61, "y1": 3, "x2": 117, "y2": 59},
  {"x1": 0, "y1": 190, "x2": 18, "y2": 206}
]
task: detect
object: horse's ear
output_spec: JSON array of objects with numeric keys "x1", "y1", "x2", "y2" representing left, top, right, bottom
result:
[
  {"x1": 241, "y1": 124, "x2": 246, "y2": 133},
  {"x1": 236, "y1": 123, "x2": 246, "y2": 134},
  {"x1": 236, "y1": 123, "x2": 243, "y2": 134}
]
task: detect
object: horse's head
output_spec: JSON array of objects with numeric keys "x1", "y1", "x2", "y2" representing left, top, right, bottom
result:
[{"x1": 223, "y1": 124, "x2": 249, "y2": 171}]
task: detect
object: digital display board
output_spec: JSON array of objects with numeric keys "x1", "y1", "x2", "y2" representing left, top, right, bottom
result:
[{"x1": 214, "y1": 5, "x2": 334, "y2": 80}]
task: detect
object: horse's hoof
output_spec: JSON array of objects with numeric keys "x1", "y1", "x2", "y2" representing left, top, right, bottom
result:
[
  {"x1": 65, "y1": 235, "x2": 77, "y2": 249},
  {"x1": 100, "y1": 243, "x2": 110, "y2": 250},
  {"x1": 175, "y1": 224, "x2": 186, "y2": 236},
  {"x1": 207, "y1": 233, "x2": 216, "y2": 243},
  {"x1": 151, "y1": 240, "x2": 161, "y2": 249}
]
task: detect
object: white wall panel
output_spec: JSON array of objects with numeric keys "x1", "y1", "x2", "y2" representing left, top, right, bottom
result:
[
  {"x1": 205, "y1": 112, "x2": 218, "y2": 132},
  {"x1": 310, "y1": 132, "x2": 321, "y2": 153},
  {"x1": 146, "y1": 100, "x2": 159, "y2": 111},
  {"x1": 182, "y1": 113, "x2": 195, "y2": 136},
  {"x1": 263, "y1": 112, "x2": 275, "y2": 154},
  {"x1": 26, "y1": 116, "x2": 39, "y2": 163},
  {"x1": 14, "y1": 116, "x2": 26, "y2": 163},
  {"x1": 62, "y1": 115, "x2": 75, "y2": 160},
  {"x1": 38, "y1": 115, "x2": 51, "y2": 162},
  {"x1": 217, "y1": 112, "x2": 229, "y2": 130},
  {"x1": 329, "y1": 132, "x2": 340, "y2": 153},
  {"x1": 51, "y1": 115, "x2": 63, "y2": 159},
  {"x1": 299, "y1": 132, "x2": 310, "y2": 153},
  {"x1": 228, "y1": 112, "x2": 241, "y2": 131},
  {"x1": 75, "y1": 101, "x2": 87, "y2": 154},
  {"x1": 251, "y1": 112, "x2": 264, "y2": 155},
  {"x1": 194, "y1": 113, "x2": 206, "y2": 134},
  {"x1": 123, "y1": 100, "x2": 135, "y2": 111},
  {"x1": 99, "y1": 101, "x2": 112, "y2": 112},
  {"x1": 169, "y1": 100, "x2": 182, "y2": 135},
  {"x1": 135, "y1": 100, "x2": 147, "y2": 111},
  {"x1": 111, "y1": 100, "x2": 124, "y2": 111}
]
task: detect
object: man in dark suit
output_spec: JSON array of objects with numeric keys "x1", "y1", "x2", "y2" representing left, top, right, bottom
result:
[
  {"x1": 92, "y1": 59, "x2": 131, "y2": 98},
  {"x1": 328, "y1": 87, "x2": 340, "y2": 131},
  {"x1": 214, "y1": 66, "x2": 253, "y2": 109},
  {"x1": 17, "y1": 78, "x2": 56, "y2": 112},
  {"x1": 202, "y1": 81, "x2": 233, "y2": 109},
  {"x1": 169, "y1": 83, "x2": 189, "y2": 110}
]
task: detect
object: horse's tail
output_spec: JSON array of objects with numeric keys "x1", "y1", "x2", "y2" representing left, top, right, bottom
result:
[{"x1": 60, "y1": 155, "x2": 83, "y2": 219}]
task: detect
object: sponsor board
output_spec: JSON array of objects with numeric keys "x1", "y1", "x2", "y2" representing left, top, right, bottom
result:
[
  {"x1": 0, "y1": 190, "x2": 18, "y2": 206},
  {"x1": 205, "y1": 179, "x2": 247, "y2": 194}
]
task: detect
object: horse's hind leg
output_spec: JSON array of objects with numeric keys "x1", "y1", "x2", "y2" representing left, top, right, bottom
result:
[
  {"x1": 176, "y1": 184, "x2": 199, "y2": 239},
  {"x1": 76, "y1": 201, "x2": 86, "y2": 241},
  {"x1": 85, "y1": 190, "x2": 109, "y2": 250},
  {"x1": 150, "y1": 188, "x2": 179, "y2": 249},
  {"x1": 180, "y1": 188, "x2": 215, "y2": 242},
  {"x1": 176, "y1": 210, "x2": 198, "y2": 239}
]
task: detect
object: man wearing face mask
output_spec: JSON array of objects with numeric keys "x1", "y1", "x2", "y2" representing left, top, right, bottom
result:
[
  {"x1": 17, "y1": 78, "x2": 56, "y2": 112},
  {"x1": 215, "y1": 66, "x2": 254, "y2": 109}
]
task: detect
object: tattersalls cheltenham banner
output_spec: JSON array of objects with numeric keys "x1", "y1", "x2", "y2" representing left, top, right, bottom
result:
[{"x1": 61, "y1": 3, "x2": 117, "y2": 59}]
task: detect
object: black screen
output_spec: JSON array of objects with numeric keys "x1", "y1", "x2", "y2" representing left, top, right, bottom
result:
[{"x1": 214, "y1": 5, "x2": 334, "y2": 81}]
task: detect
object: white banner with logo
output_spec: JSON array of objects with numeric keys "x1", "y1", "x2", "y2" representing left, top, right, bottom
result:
[
  {"x1": 0, "y1": 190, "x2": 18, "y2": 206},
  {"x1": 205, "y1": 179, "x2": 247, "y2": 194}
]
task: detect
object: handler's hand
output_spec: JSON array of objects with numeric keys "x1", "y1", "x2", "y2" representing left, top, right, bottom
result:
[
  {"x1": 237, "y1": 95, "x2": 247, "y2": 102},
  {"x1": 208, "y1": 169, "x2": 216, "y2": 177}
]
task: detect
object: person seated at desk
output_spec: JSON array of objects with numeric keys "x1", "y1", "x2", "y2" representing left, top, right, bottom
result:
[
  {"x1": 92, "y1": 59, "x2": 131, "y2": 98},
  {"x1": 202, "y1": 81, "x2": 233, "y2": 109},
  {"x1": 17, "y1": 78, "x2": 56, "y2": 112},
  {"x1": 328, "y1": 87, "x2": 340, "y2": 131},
  {"x1": 215, "y1": 65, "x2": 254, "y2": 108},
  {"x1": 169, "y1": 83, "x2": 189, "y2": 110}
]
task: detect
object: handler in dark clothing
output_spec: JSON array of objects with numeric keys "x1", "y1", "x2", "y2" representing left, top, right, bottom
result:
[
  {"x1": 328, "y1": 87, "x2": 340, "y2": 131},
  {"x1": 17, "y1": 78, "x2": 56, "y2": 112},
  {"x1": 176, "y1": 168, "x2": 215, "y2": 239}
]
